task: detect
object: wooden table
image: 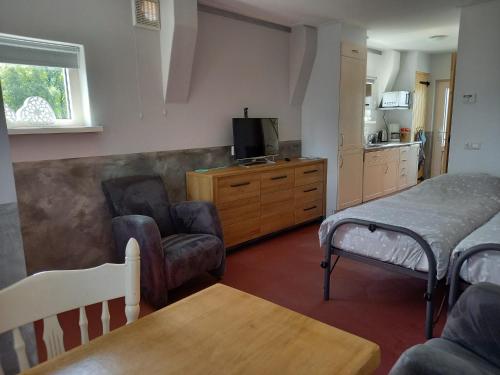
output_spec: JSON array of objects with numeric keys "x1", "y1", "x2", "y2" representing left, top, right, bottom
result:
[{"x1": 24, "y1": 284, "x2": 380, "y2": 374}]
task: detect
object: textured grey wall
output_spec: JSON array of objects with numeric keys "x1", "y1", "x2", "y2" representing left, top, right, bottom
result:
[
  {"x1": 13, "y1": 141, "x2": 301, "y2": 274},
  {"x1": 0, "y1": 204, "x2": 38, "y2": 373}
]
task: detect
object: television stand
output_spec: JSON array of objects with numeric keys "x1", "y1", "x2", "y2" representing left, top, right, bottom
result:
[{"x1": 239, "y1": 158, "x2": 276, "y2": 167}]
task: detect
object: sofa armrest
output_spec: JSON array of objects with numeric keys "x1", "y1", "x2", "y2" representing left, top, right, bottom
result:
[
  {"x1": 112, "y1": 215, "x2": 168, "y2": 308},
  {"x1": 443, "y1": 282, "x2": 500, "y2": 368},
  {"x1": 170, "y1": 201, "x2": 223, "y2": 241}
]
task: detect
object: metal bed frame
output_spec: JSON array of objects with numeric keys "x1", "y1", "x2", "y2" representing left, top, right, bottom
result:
[
  {"x1": 320, "y1": 218, "x2": 438, "y2": 339},
  {"x1": 448, "y1": 243, "x2": 500, "y2": 310}
]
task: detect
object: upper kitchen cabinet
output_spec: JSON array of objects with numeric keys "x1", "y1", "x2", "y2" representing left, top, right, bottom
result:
[{"x1": 339, "y1": 42, "x2": 366, "y2": 151}]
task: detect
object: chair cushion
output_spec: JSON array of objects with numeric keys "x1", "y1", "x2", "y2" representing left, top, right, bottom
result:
[
  {"x1": 443, "y1": 283, "x2": 500, "y2": 369},
  {"x1": 102, "y1": 175, "x2": 175, "y2": 237},
  {"x1": 389, "y1": 338, "x2": 500, "y2": 375},
  {"x1": 162, "y1": 234, "x2": 224, "y2": 289}
]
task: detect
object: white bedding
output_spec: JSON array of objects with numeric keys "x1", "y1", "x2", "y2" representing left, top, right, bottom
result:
[
  {"x1": 319, "y1": 173, "x2": 500, "y2": 280},
  {"x1": 451, "y1": 212, "x2": 500, "y2": 285}
]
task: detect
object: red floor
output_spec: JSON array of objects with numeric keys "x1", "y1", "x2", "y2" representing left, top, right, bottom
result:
[{"x1": 34, "y1": 223, "x2": 446, "y2": 374}]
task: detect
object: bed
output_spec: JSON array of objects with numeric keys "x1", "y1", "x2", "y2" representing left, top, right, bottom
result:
[
  {"x1": 449, "y1": 212, "x2": 500, "y2": 286},
  {"x1": 319, "y1": 173, "x2": 500, "y2": 338}
]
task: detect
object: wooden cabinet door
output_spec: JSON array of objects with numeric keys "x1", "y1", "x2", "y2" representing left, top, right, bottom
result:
[
  {"x1": 382, "y1": 161, "x2": 399, "y2": 195},
  {"x1": 407, "y1": 144, "x2": 420, "y2": 187},
  {"x1": 363, "y1": 163, "x2": 384, "y2": 202},
  {"x1": 339, "y1": 56, "x2": 365, "y2": 151},
  {"x1": 337, "y1": 149, "x2": 363, "y2": 210}
]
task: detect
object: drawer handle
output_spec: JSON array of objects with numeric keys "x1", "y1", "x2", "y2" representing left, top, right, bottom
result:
[
  {"x1": 230, "y1": 182, "x2": 250, "y2": 188},
  {"x1": 352, "y1": 49, "x2": 359, "y2": 54},
  {"x1": 303, "y1": 188, "x2": 318, "y2": 193},
  {"x1": 401, "y1": 158, "x2": 407, "y2": 161},
  {"x1": 303, "y1": 169, "x2": 319, "y2": 175},
  {"x1": 271, "y1": 175, "x2": 288, "y2": 180},
  {"x1": 304, "y1": 205, "x2": 317, "y2": 212}
]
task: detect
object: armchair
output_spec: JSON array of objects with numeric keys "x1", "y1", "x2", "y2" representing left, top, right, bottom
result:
[
  {"x1": 389, "y1": 282, "x2": 500, "y2": 375},
  {"x1": 102, "y1": 175, "x2": 225, "y2": 308}
]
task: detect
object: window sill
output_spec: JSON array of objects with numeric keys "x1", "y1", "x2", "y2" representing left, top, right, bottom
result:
[{"x1": 8, "y1": 125, "x2": 103, "y2": 135}]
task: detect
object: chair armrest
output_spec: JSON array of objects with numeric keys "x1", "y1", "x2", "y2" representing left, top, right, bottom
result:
[
  {"x1": 112, "y1": 215, "x2": 168, "y2": 308},
  {"x1": 443, "y1": 282, "x2": 500, "y2": 368},
  {"x1": 170, "y1": 201, "x2": 223, "y2": 241}
]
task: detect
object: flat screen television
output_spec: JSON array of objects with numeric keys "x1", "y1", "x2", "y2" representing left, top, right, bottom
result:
[{"x1": 232, "y1": 118, "x2": 279, "y2": 160}]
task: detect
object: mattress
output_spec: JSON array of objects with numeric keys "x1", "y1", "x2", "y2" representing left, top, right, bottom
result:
[
  {"x1": 319, "y1": 173, "x2": 500, "y2": 280},
  {"x1": 451, "y1": 212, "x2": 500, "y2": 285}
]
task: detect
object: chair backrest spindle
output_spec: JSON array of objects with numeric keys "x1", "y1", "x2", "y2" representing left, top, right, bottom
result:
[{"x1": 0, "y1": 238, "x2": 140, "y2": 373}]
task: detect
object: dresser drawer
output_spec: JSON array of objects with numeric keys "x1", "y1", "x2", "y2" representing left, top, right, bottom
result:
[
  {"x1": 218, "y1": 202, "x2": 260, "y2": 226},
  {"x1": 261, "y1": 188, "x2": 294, "y2": 205},
  {"x1": 295, "y1": 199, "x2": 323, "y2": 224},
  {"x1": 294, "y1": 183, "x2": 324, "y2": 205},
  {"x1": 261, "y1": 211, "x2": 294, "y2": 235},
  {"x1": 399, "y1": 146, "x2": 410, "y2": 162},
  {"x1": 365, "y1": 148, "x2": 399, "y2": 166},
  {"x1": 261, "y1": 168, "x2": 294, "y2": 193},
  {"x1": 223, "y1": 217, "x2": 260, "y2": 248},
  {"x1": 295, "y1": 163, "x2": 324, "y2": 187},
  {"x1": 216, "y1": 174, "x2": 260, "y2": 204}
]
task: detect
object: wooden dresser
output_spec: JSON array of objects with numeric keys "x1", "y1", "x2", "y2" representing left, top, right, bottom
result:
[{"x1": 186, "y1": 159, "x2": 327, "y2": 248}]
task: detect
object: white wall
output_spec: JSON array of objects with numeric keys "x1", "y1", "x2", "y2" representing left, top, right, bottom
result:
[
  {"x1": 302, "y1": 22, "x2": 342, "y2": 215},
  {"x1": 0, "y1": 0, "x2": 300, "y2": 163},
  {"x1": 448, "y1": 0, "x2": 500, "y2": 175},
  {"x1": 387, "y1": 51, "x2": 430, "y2": 129},
  {"x1": 426, "y1": 53, "x2": 452, "y2": 132}
]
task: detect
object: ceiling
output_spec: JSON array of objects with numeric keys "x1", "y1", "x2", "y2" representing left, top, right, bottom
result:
[{"x1": 199, "y1": 0, "x2": 491, "y2": 52}]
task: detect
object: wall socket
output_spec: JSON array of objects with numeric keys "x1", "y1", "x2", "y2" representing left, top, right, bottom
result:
[
  {"x1": 462, "y1": 93, "x2": 477, "y2": 104},
  {"x1": 465, "y1": 142, "x2": 481, "y2": 150}
]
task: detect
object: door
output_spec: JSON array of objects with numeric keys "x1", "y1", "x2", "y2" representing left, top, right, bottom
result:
[
  {"x1": 382, "y1": 160, "x2": 399, "y2": 195},
  {"x1": 339, "y1": 55, "x2": 365, "y2": 150},
  {"x1": 412, "y1": 72, "x2": 430, "y2": 139},
  {"x1": 431, "y1": 80, "x2": 451, "y2": 177},
  {"x1": 363, "y1": 162, "x2": 384, "y2": 202},
  {"x1": 337, "y1": 149, "x2": 363, "y2": 210}
]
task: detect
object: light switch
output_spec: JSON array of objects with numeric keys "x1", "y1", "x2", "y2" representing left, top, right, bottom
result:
[
  {"x1": 465, "y1": 142, "x2": 481, "y2": 150},
  {"x1": 463, "y1": 93, "x2": 477, "y2": 104}
]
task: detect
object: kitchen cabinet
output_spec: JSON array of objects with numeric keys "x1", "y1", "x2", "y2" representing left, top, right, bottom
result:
[
  {"x1": 337, "y1": 149, "x2": 364, "y2": 210},
  {"x1": 363, "y1": 146, "x2": 413, "y2": 203},
  {"x1": 339, "y1": 51, "x2": 365, "y2": 151},
  {"x1": 336, "y1": 42, "x2": 366, "y2": 211}
]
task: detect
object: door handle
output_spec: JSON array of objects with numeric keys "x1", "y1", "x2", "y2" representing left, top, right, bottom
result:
[
  {"x1": 270, "y1": 175, "x2": 287, "y2": 181},
  {"x1": 385, "y1": 165, "x2": 389, "y2": 174},
  {"x1": 339, "y1": 156, "x2": 344, "y2": 168},
  {"x1": 304, "y1": 169, "x2": 319, "y2": 175},
  {"x1": 230, "y1": 182, "x2": 250, "y2": 188},
  {"x1": 303, "y1": 188, "x2": 318, "y2": 193},
  {"x1": 340, "y1": 133, "x2": 344, "y2": 146}
]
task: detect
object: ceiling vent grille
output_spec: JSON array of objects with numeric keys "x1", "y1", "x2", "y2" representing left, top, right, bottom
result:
[{"x1": 132, "y1": 0, "x2": 161, "y2": 30}]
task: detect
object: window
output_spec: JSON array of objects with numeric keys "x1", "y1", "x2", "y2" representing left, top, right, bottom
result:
[{"x1": 0, "y1": 33, "x2": 93, "y2": 131}]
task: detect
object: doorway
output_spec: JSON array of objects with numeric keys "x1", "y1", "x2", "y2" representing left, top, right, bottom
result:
[{"x1": 431, "y1": 80, "x2": 451, "y2": 177}]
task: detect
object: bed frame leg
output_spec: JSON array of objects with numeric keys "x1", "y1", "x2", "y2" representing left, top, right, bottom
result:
[{"x1": 321, "y1": 246, "x2": 332, "y2": 300}]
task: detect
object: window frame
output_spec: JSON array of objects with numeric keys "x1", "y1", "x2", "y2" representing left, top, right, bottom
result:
[{"x1": 0, "y1": 33, "x2": 100, "y2": 135}]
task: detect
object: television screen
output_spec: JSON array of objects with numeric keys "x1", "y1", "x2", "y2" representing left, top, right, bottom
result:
[{"x1": 232, "y1": 118, "x2": 279, "y2": 160}]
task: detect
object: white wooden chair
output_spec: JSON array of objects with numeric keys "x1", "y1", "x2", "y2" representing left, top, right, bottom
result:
[{"x1": 0, "y1": 238, "x2": 140, "y2": 374}]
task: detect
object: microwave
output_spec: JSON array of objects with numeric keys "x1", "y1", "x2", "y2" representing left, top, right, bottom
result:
[{"x1": 381, "y1": 91, "x2": 410, "y2": 108}]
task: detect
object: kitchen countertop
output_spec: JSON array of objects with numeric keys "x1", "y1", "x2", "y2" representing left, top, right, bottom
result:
[{"x1": 364, "y1": 141, "x2": 421, "y2": 151}]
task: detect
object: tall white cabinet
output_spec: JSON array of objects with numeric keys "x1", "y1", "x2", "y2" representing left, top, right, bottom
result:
[{"x1": 337, "y1": 42, "x2": 366, "y2": 210}]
